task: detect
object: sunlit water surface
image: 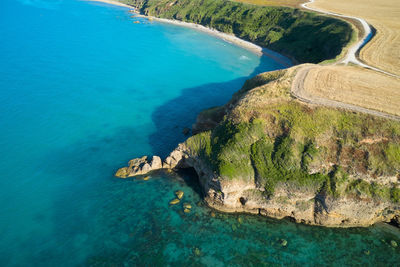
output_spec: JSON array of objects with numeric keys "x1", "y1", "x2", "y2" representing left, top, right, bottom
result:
[{"x1": 0, "y1": 0, "x2": 399, "y2": 265}]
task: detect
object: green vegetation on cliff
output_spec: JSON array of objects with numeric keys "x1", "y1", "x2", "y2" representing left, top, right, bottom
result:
[
  {"x1": 185, "y1": 68, "x2": 400, "y2": 202},
  {"x1": 124, "y1": 0, "x2": 353, "y2": 63}
]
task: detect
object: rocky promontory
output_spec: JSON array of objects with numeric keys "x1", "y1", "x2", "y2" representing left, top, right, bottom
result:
[
  {"x1": 116, "y1": 67, "x2": 400, "y2": 227},
  {"x1": 115, "y1": 149, "x2": 187, "y2": 178},
  {"x1": 115, "y1": 156, "x2": 162, "y2": 178}
]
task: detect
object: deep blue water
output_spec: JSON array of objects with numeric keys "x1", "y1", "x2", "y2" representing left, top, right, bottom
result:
[{"x1": 0, "y1": 0, "x2": 399, "y2": 266}]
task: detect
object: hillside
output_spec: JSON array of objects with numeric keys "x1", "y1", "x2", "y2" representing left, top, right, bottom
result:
[
  {"x1": 172, "y1": 68, "x2": 400, "y2": 226},
  {"x1": 117, "y1": 68, "x2": 400, "y2": 227},
  {"x1": 123, "y1": 0, "x2": 353, "y2": 63}
]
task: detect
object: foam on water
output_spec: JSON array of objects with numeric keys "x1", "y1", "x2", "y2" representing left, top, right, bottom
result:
[{"x1": 0, "y1": 0, "x2": 399, "y2": 265}]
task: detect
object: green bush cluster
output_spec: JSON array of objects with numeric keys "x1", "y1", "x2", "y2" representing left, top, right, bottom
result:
[
  {"x1": 321, "y1": 166, "x2": 349, "y2": 197},
  {"x1": 125, "y1": 0, "x2": 353, "y2": 63},
  {"x1": 391, "y1": 187, "x2": 400, "y2": 204},
  {"x1": 250, "y1": 134, "x2": 327, "y2": 195},
  {"x1": 187, "y1": 119, "x2": 328, "y2": 194},
  {"x1": 345, "y1": 179, "x2": 400, "y2": 203},
  {"x1": 209, "y1": 119, "x2": 266, "y2": 179},
  {"x1": 300, "y1": 140, "x2": 317, "y2": 171},
  {"x1": 385, "y1": 143, "x2": 400, "y2": 171}
]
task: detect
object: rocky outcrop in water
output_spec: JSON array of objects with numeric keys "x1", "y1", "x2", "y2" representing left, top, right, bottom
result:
[
  {"x1": 116, "y1": 67, "x2": 400, "y2": 228},
  {"x1": 115, "y1": 155, "x2": 162, "y2": 178}
]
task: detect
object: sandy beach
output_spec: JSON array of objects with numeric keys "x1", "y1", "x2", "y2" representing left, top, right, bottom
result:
[
  {"x1": 146, "y1": 16, "x2": 292, "y2": 67},
  {"x1": 85, "y1": 0, "x2": 293, "y2": 67},
  {"x1": 86, "y1": 0, "x2": 132, "y2": 8}
]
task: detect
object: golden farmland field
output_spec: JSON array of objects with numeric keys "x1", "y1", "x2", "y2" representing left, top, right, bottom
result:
[
  {"x1": 310, "y1": 0, "x2": 400, "y2": 76},
  {"x1": 230, "y1": 0, "x2": 400, "y2": 118},
  {"x1": 303, "y1": 65, "x2": 400, "y2": 116}
]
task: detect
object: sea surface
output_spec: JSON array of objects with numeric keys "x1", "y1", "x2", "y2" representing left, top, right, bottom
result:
[{"x1": 0, "y1": 0, "x2": 399, "y2": 266}]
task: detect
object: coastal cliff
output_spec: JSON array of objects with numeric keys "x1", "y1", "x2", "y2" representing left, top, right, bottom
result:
[
  {"x1": 123, "y1": 0, "x2": 353, "y2": 63},
  {"x1": 116, "y1": 66, "x2": 400, "y2": 227}
]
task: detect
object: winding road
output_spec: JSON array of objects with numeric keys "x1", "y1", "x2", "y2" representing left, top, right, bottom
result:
[{"x1": 290, "y1": 0, "x2": 400, "y2": 121}]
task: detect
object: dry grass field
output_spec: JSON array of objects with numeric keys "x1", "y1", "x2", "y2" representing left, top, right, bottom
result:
[
  {"x1": 303, "y1": 65, "x2": 400, "y2": 116},
  {"x1": 229, "y1": 0, "x2": 400, "y2": 118},
  {"x1": 232, "y1": 0, "x2": 303, "y2": 8},
  {"x1": 310, "y1": 0, "x2": 400, "y2": 76}
]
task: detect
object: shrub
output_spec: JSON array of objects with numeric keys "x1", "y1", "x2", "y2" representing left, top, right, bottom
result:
[{"x1": 391, "y1": 187, "x2": 400, "y2": 203}]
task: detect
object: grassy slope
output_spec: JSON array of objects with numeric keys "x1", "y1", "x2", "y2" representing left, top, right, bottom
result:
[
  {"x1": 185, "y1": 69, "x2": 400, "y2": 203},
  {"x1": 123, "y1": 0, "x2": 353, "y2": 63}
]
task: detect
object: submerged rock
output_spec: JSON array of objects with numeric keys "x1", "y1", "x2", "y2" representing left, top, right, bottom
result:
[
  {"x1": 175, "y1": 190, "x2": 184, "y2": 199},
  {"x1": 183, "y1": 202, "x2": 192, "y2": 213},
  {"x1": 391, "y1": 240, "x2": 398, "y2": 248},
  {"x1": 193, "y1": 247, "x2": 201, "y2": 257},
  {"x1": 281, "y1": 239, "x2": 288, "y2": 247},
  {"x1": 182, "y1": 127, "x2": 191, "y2": 136},
  {"x1": 169, "y1": 198, "x2": 180, "y2": 205}
]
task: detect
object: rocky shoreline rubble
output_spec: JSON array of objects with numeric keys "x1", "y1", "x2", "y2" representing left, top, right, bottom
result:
[{"x1": 115, "y1": 147, "x2": 187, "y2": 178}]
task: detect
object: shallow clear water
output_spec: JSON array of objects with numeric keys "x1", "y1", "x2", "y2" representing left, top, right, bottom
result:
[{"x1": 0, "y1": 0, "x2": 399, "y2": 266}]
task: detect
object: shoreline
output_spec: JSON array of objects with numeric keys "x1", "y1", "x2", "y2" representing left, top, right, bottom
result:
[
  {"x1": 86, "y1": 0, "x2": 132, "y2": 8},
  {"x1": 85, "y1": 0, "x2": 293, "y2": 67},
  {"x1": 142, "y1": 16, "x2": 294, "y2": 68}
]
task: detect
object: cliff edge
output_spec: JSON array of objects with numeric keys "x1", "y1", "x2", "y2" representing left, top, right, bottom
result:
[{"x1": 116, "y1": 66, "x2": 400, "y2": 227}]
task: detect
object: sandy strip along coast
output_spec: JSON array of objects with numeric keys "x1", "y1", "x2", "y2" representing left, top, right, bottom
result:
[
  {"x1": 86, "y1": 0, "x2": 132, "y2": 8},
  {"x1": 85, "y1": 0, "x2": 293, "y2": 67}
]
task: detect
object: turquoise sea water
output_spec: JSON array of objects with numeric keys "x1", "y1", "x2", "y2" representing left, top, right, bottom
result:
[{"x1": 0, "y1": 0, "x2": 399, "y2": 265}]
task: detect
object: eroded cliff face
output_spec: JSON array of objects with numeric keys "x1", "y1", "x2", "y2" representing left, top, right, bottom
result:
[
  {"x1": 116, "y1": 66, "x2": 400, "y2": 227},
  {"x1": 115, "y1": 140, "x2": 400, "y2": 227},
  {"x1": 152, "y1": 143, "x2": 399, "y2": 227}
]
